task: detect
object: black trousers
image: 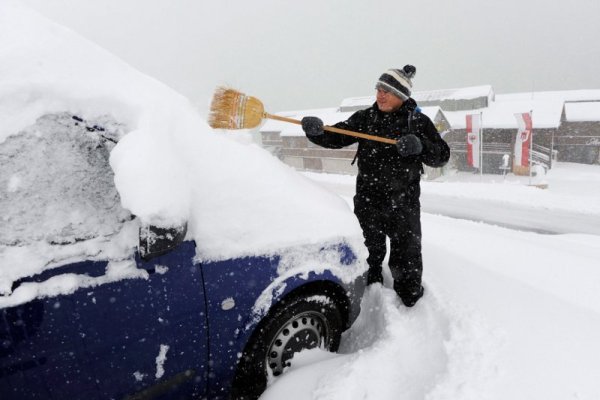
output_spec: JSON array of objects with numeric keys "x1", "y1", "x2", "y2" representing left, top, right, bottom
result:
[{"x1": 354, "y1": 189, "x2": 423, "y2": 298}]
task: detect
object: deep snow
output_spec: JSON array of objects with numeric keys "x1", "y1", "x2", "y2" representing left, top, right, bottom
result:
[{"x1": 260, "y1": 166, "x2": 600, "y2": 400}]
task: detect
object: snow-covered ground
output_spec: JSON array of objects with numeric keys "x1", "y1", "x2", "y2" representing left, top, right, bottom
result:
[
  {"x1": 261, "y1": 164, "x2": 600, "y2": 400},
  {"x1": 304, "y1": 163, "x2": 600, "y2": 234},
  {"x1": 3, "y1": 2, "x2": 600, "y2": 399}
]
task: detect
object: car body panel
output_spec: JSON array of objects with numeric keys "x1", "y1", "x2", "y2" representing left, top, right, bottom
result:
[
  {"x1": 195, "y1": 241, "x2": 362, "y2": 398},
  {"x1": 1, "y1": 239, "x2": 362, "y2": 399},
  {"x1": 1, "y1": 241, "x2": 208, "y2": 399}
]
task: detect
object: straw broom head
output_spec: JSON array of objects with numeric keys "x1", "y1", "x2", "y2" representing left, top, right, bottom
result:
[{"x1": 208, "y1": 87, "x2": 265, "y2": 130}]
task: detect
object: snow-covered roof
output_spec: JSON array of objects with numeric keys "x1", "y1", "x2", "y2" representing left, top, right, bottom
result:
[
  {"x1": 565, "y1": 102, "x2": 600, "y2": 122},
  {"x1": 445, "y1": 98, "x2": 565, "y2": 130},
  {"x1": 413, "y1": 85, "x2": 494, "y2": 102},
  {"x1": 339, "y1": 96, "x2": 375, "y2": 110},
  {"x1": 496, "y1": 89, "x2": 600, "y2": 103}
]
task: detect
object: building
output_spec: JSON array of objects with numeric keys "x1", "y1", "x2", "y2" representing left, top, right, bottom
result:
[
  {"x1": 558, "y1": 99, "x2": 600, "y2": 164},
  {"x1": 443, "y1": 90, "x2": 600, "y2": 172}
]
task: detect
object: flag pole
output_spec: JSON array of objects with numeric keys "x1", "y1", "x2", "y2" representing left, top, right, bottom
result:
[
  {"x1": 480, "y1": 111, "x2": 484, "y2": 180},
  {"x1": 529, "y1": 109, "x2": 533, "y2": 185},
  {"x1": 550, "y1": 129, "x2": 554, "y2": 169}
]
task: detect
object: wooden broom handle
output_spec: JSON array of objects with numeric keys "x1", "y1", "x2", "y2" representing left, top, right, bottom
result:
[{"x1": 264, "y1": 113, "x2": 397, "y2": 145}]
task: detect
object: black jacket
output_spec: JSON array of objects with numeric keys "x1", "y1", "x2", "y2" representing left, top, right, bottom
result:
[{"x1": 307, "y1": 99, "x2": 450, "y2": 205}]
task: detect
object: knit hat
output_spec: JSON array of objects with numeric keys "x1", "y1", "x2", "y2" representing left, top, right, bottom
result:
[{"x1": 376, "y1": 65, "x2": 416, "y2": 100}]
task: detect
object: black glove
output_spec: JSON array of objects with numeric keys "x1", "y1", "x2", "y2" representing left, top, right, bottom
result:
[
  {"x1": 396, "y1": 134, "x2": 423, "y2": 157},
  {"x1": 301, "y1": 116, "x2": 324, "y2": 137}
]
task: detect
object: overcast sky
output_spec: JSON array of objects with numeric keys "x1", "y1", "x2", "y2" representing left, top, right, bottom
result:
[{"x1": 21, "y1": 0, "x2": 600, "y2": 113}]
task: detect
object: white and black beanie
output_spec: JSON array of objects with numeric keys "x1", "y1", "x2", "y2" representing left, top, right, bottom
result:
[{"x1": 376, "y1": 65, "x2": 417, "y2": 100}]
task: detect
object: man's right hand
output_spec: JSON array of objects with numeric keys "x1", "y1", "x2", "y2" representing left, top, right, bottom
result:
[{"x1": 301, "y1": 116, "x2": 324, "y2": 137}]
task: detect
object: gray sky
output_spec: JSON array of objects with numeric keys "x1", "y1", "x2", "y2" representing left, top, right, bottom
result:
[{"x1": 22, "y1": 0, "x2": 600, "y2": 113}]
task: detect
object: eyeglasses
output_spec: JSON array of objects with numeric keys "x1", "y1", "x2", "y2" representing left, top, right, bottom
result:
[{"x1": 375, "y1": 85, "x2": 391, "y2": 95}]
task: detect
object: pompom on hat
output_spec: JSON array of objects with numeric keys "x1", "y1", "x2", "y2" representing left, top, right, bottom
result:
[{"x1": 376, "y1": 65, "x2": 416, "y2": 100}]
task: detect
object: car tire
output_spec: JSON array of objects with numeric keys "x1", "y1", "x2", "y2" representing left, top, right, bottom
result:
[{"x1": 230, "y1": 294, "x2": 344, "y2": 400}]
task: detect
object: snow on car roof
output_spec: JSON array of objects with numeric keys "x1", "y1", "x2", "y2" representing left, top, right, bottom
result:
[{"x1": 0, "y1": 3, "x2": 364, "y2": 298}]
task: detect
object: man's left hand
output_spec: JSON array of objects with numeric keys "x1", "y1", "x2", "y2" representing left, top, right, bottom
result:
[{"x1": 396, "y1": 134, "x2": 423, "y2": 157}]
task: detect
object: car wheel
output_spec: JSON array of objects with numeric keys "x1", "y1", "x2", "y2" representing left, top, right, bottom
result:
[{"x1": 230, "y1": 294, "x2": 344, "y2": 400}]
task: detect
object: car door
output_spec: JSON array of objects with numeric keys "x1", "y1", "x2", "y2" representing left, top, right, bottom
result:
[{"x1": 0, "y1": 240, "x2": 208, "y2": 399}]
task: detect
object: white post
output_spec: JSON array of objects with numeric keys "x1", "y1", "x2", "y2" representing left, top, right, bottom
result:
[
  {"x1": 480, "y1": 112, "x2": 484, "y2": 180},
  {"x1": 550, "y1": 129, "x2": 554, "y2": 169},
  {"x1": 529, "y1": 109, "x2": 533, "y2": 185}
]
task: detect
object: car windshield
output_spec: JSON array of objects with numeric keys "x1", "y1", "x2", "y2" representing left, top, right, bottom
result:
[{"x1": 0, "y1": 112, "x2": 131, "y2": 246}]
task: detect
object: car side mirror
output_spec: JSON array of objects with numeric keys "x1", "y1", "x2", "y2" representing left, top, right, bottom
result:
[{"x1": 139, "y1": 223, "x2": 187, "y2": 261}]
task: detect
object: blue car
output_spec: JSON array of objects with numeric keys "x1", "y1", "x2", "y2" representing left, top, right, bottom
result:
[
  {"x1": 0, "y1": 113, "x2": 365, "y2": 400},
  {"x1": 1, "y1": 6, "x2": 365, "y2": 397}
]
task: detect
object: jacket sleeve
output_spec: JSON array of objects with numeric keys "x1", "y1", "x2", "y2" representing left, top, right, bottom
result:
[
  {"x1": 418, "y1": 116, "x2": 451, "y2": 168},
  {"x1": 305, "y1": 111, "x2": 363, "y2": 149}
]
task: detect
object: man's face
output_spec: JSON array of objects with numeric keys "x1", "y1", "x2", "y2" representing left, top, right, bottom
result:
[{"x1": 376, "y1": 87, "x2": 404, "y2": 112}]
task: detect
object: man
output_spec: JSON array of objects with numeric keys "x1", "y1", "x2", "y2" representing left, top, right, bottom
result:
[{"x1": 301, "y1": 65, "x2": 450, "y2": 307}]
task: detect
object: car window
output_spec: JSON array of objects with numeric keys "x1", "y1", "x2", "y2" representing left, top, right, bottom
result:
[{"x1": 0, "y1": 112, "x2": 130, "y2": 246}]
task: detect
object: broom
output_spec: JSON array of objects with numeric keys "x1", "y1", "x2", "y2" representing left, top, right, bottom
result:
[{"x1": 208, "y1": 87, "x2": 397, "y2": 145}]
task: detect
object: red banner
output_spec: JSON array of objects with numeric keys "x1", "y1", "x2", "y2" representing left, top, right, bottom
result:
[
  {"x1": 466, "y1": 114, "x2": 481, "y2": 168},
  {"x1": 514, "y1": 112, "x2": 532, "y2": 167}
]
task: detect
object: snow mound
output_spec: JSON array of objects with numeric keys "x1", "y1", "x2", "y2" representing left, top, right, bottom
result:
[{"x1": 261, "y1": 285, "x2": 502, "y2": 400}]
